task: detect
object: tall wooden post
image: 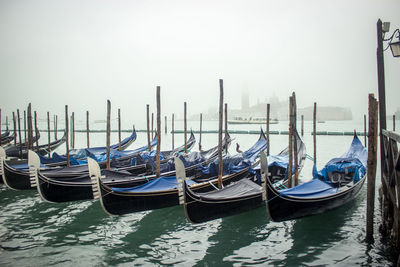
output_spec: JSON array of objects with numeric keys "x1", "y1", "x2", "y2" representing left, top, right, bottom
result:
[
  {"x1": 218, "y1": 79, "x2": 224, "y2": 189},
  {"x1": 292, "y1": 92, "x2": 299, "y2": 186},
  {"x1": 17, "y1": 110, "x2": 22, "y2": 157},
  {"x1": 364, "y1": 114, "x2": 367, "y2": 146},
  {"x1": 172, "y1": 113, "x2": 175, "y2": 150},
  {"x1": 12, "y1": 112, "x2": 17, "y2": 145},
  {"x1": 71, "y1": 112, "x2": 75, "y2": 149},
  {"x1": 86, "y1": 111, "x2": 90, "y2": 148},
  {"x1": 224, "y1": 103, "x2": 228, "y2": 153},
  {"x1": 266, "y1": 104, "x2": 270, "y2": 155},
  {"x1": 65, "y1": 105, "x2": 70, "y2": 166},
  {"x1": 106, "y1": 100, "x2": 111, "y2": 170},
  {"x1": 34, "y1": 111, "x2": 39, "y2": 151},
  {"x1": 156, "y1": 86, "x2": 161, "y2": 177},
  {"x1": 24, "y1": 111, "x2": 27, "y2": 145},
  {"x1": 146, "y1": 104, "x2": 151, "y2": 151},
  {"x1": 288, "y1": 96, "x2": 293, "y2": 188},
  {"x1": 47, "y1": 112, "x2": 51, "y2": 157},
  {"x1": 366, "y1": 94, "x2": 378, "y2": 241},
  {"x1": 54, "y1": 115, "x2": 57, "y2": 140},
  {"x1": 313, "y1": 102, "x2": 317, "y2": 165},
  {"x1": 165, "y1": 116, "x2": 167, "y2": 134},
  {"x1": 118, "y1": 108, "x2": 121, "y2": 150},
  {"x1": 199, "y1": 113, "x2": 203, "y2": 151},
  {"x1": 301, "y1": 115, "x2": 304, "y2": 136},
  {"x1": 184, "y1": 102, "x2": 187, "y2": 153},
  {"x1": 27, "y1": 104, "x2": 33, "y2": 149},
  {"x1": 393, "y1": 115, "x2": 395, "y2": 131},
  {"x1": 151, "y1": 112, "x2": 154, "y2": 139}
]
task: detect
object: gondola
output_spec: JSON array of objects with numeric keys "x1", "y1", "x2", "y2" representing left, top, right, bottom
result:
[
  {"x1": 265, "y1": 133, "x2": 367, "y2": 222},
  {"x1": 30, "y1": 133, "x2": 225, "y2": 203},
  {"x1": 182, "y1": 129, "x2": 306, "y2": 223},
  {"x1": 5, "y1": 131, "x2": 66, "y2": 159},
  {"x1": 92, "y1": 130, "x2": 266, "y2": 216},
  {"x1": 0, "y1": 128, "x2": 152, "y2": 190}
]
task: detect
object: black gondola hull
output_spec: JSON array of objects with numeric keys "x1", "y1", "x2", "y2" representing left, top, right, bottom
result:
[{"x1": 265, "y1": 177, "x2": 366, "y2": 222}]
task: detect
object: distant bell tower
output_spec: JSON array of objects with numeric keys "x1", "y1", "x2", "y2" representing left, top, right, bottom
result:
[{"x1": 241, "y1": 90, "x2": 249, "y2": 111}]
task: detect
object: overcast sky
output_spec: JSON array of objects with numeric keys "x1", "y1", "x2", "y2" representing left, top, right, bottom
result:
[{"x1": 0, "y1": 0, "x2": 399, "y2": 123}]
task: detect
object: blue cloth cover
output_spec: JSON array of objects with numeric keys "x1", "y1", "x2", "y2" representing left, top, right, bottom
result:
[{"x1": 112, "y1": 176, "x2": 196, "y2": 193}]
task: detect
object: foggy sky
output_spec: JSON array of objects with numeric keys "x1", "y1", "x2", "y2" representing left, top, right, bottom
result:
[{"x1": 0, "y1": 0, "x2": 399, "y2": 123}]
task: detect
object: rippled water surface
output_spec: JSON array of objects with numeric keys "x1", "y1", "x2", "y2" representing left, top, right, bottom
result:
[{"x1": 0, "y1": 120, "x2": 396, "y2": 266}]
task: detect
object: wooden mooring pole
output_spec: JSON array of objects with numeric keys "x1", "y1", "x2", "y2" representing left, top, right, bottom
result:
[
  {"x1": 65, "y1": 105, "x2": 70, "y2": 166},
  {"x1": 86, "y1": 111, "x2": 90, "y2": 148},
  {"x1": 151, "y1": 112, "x2": 154, "y2": 140},
  {"x1": 266, "y1": 104, "x2": 270, "y2": 156},
  {"x1": 47, "y1": 112, "x2": 50, "y2": 157},
  {"x1": 292, "y1": 92, "x2": 299, "y2": 186},
  {"x1": 17, "y1": 110, "x2": 22, "y2": 158},
  {"x1": 27, "y1": 104, "x2": 33, "y2": 150},
  {"x1": 24, "y1": 111, "x2": 27, "y2": 145},
  {"x1": 225, "y1": 103, "x2": 228, "y2": 153},
  {"x1": 156, "y1": 86, "x2": 161, "y2": 177},
  {"x1": 288, "y1": 96, "x2": 293, "y2": 188},
  {"x1": 34, "y1": 111, "x2": 39, "y2": 151},
  {"x1": 218, "y1": 79, "x2": 223, "y2": 189},
  {"x1": 393, "y1": 115, "x2": 395, "y2": 131},
  {"x1": 71, "y1": 112, "x2": 75, "y2": 149},
  {"x1": 184, "y1": 102, "x2": 187, "y2": 153},
  {"x1": 164, "y1": 116, "x2": 167, "y2": 134},
  {"x1": 366, "y1": 94, "x2": 378, "y2": 241},
  {"x1": 106, "y1": 100, "x2": 111, "y2": 170},
  {"x1": 146, "y1": 104, "x2": 151, "y2": 151},
  {"x1": 118, "y1": 108, "x2": 121, "y2": 150},
  {"x1": 301, "y1": 114, "x2": 304, "y2": 136},
  {"x1": 199, "y1": 113, "x2": 202, "y2": 151},
  {"x1": 12, "y1": 112, "x2": 17, "y2": 145}
]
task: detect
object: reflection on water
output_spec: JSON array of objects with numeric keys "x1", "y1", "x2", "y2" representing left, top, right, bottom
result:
[{"x1": 0, "y1": 121, "x2": 395, "y2": 266}]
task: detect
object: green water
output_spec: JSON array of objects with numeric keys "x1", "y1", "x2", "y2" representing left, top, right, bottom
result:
[{"x1": 0, "y1": 120, "x2": 396, "y2": 266}]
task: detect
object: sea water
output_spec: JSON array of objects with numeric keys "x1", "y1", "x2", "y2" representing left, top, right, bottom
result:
[{"x1": 0, "y1": 119, "x2": 396, "y2": 266}]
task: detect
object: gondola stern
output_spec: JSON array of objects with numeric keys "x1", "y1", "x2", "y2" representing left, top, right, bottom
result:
[{"x1": 28, "y1": 150, "x2": 40, "y2": 188}]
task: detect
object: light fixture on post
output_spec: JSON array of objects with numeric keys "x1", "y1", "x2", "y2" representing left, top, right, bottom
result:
[{"x1": 389, "y1": 29, "x2": 400, "y2": 57}]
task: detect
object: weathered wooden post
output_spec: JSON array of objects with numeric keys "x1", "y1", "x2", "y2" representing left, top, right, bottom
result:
[
  {"x1": 71, "y1": 112, "x2": 75, "y2": 149},
  {"x1": 12, "y1": 112, "x2": 17, "y2": 145},
  {"x1": 172, "y1": 113, "x2": 175, "y2": 150},
  {"x1": 266, "y1": 104, "x2": 270, "y2": 155},
  {"x1": 65, "y1": 105, "x2": 70, "y2": 166},
  {"x1": 27, "y1": 104, "x2": 33, "y2": 149},
  {"x1": 184, "y1": 102, "x2": 187, "y2": 153},
  {"x1": 364, "y1": 114, "x2": 367, "y2": 147},
  {"x1": 218, "y1": 79, "x2": 224, "y2": 189},
  {"x1": 366, "y1": 93, "x2": 378, "y2": 241},
  {"x1": 106, "y1": 100, "x2": 111, "y2": 170},
  {"x1": 34, "y1": 111, "x2": 39, "y2": 151},
  {"x1": 146, "y1": 104, "x2": 151, "y2": 151},
  {"x1": 313, "y1": 102, "x2": 317, "y2": 165},
  {"x1": 156, "y1": 86, "x2": 161, "y2": 177},
  {"x1": 225, "y1": 103, "x2": 228, "y2": 153},
  {"x1": 47, "y1": 112, "x2": 51, "y2": 157},
  {"x1": 292, "y1": 92, "x2": 299, "y2": 186},
  {"x1": 118, "y1": 108, "x2": 121, "y2": 150},
  {"x1": 393, "y1": 114, "x2": 395, "y2": 131},
  {"x1": 24, "y1": 111, "x2": 27, "y2": 145},
  {"x1": 301, "y1": 115, "x2": 304, "y2": 136},
  {"x1": 199, "y1": 113, "x2": 203, "y2": 151},
  {"x1": 165, "y1": 115, "x2": 167, "y2": 134},
  {"x1": 17, "y1": 110, "x2": 22, "y2": 157},
  {"x1": 288, "y1": 96, "x2": 293, "y2": 188},
  {"x1": 86, "y1": 111, "x2": 90, "y2": 148}
]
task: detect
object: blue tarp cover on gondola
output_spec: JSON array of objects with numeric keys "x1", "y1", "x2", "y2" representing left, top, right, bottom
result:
[
  {"x1": 312, "y1": 136, "x2": 367, "y2": 183},
  {"x1": 280, "y1": 179, "x2": 337, "y2": 198},
  {"x1": 112, "y1": 176, "x2": 196, "y2": 193}
]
